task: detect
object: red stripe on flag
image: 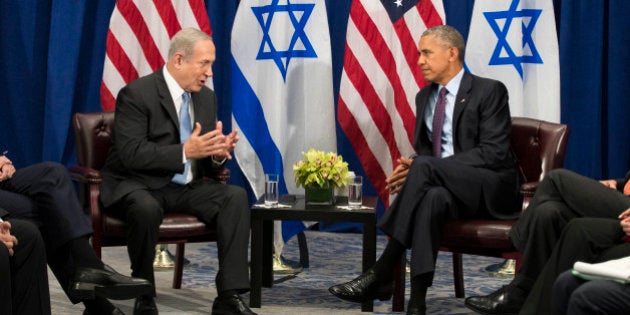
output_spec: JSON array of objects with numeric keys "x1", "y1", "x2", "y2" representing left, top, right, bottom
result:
[
  {"x1": 417, "y1": 0, "x2": 444, "y2": 28},
  {"x1": 105, "y1": 30, "x2": 138, "y2": 83},
  {"x1": 116, "y1": 0, "x2": 164, "y2": 70},
  {"x1": 338, "y1": 98, "x2": 390, "y2": 205},
  {"x1": 100, "y1": 83, "x2": 117, "y2": 111},
  {"x1": 392, "y1": 12, "x2": 428, "y2": 89},
  {"x1": 343, "y1": 46, "x2": 401, "y2": 161},
  {"x1": 190, "y1": 0, "x2": 213, "y2": 35},
  {"x1": 153, "y1": 0, "x2": 181, "y2": 38},
  {"x1": 350, "y1": 2, "x2": 416, "y2": 142}
]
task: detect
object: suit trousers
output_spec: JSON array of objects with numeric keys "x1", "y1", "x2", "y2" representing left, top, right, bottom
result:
[
  {"x1": 0, "y1": 162, "x2": 94, "y2": 301},
  {"x1": 0, "y1": 219, "x2": 50, "y2": 315},
  {"x1": 509, "y1": 169, "x2": 630, "y2": 283},
  {"x1": 378, "y1": 156, "x2": 514, "y2": 284},
  {"x1": 552, "y1": 269, "x2": 630, "y2": 315},
  {"x1": 108, "y1": 179, "x2": 251, "y2": 294},
  {"x1": 520, "y1": 218, "x2": 630, "y2": 314}
]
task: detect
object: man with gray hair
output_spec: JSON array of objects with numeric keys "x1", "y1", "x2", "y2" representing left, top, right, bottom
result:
[
  {"x1": 329, "y1": 25, "x2": 519, "y2": 314},
  {"x1": 100, "y1": 28, "x2": 255, "y2": 314}
]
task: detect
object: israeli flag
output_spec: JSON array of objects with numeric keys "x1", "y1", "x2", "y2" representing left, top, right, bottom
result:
[
  {"x1": 465, "y1": 0, "x2": 560, "y2": 122},
  {"x1": 231, "y1": 0, "x2": 335, "y2": 254}
]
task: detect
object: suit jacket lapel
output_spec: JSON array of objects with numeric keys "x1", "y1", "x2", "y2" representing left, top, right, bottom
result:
[
  {"x1": 155, "y1": 68, "x2": 180, "y2": 130},
  {"x1": 452, "y1": 72, "x2": 473, "y2": 130}
]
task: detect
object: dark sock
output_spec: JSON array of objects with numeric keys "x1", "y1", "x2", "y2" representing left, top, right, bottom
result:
[
  {"x1": 70, "y1": 237, "x2": 104, "y2": 269},
  {"x1": 408, "y1": 275, "x2": 428, "y2": 310},
  {"x1": 83, "y1": 297, "x2": 115, "y2": 315},
  {"x1": 371, "y1": 239, "x2": 405, "y2": 282}
]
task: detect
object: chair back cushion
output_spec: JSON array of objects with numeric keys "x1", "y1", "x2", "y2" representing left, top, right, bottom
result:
[
  {"x1": 73, "y1": 111, "x2": 115, "y2": 170},
  {"x1": 511, "y1": 117, "x2": 569, "y2": 186}
]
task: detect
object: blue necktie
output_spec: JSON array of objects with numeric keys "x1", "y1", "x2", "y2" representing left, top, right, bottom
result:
[
  {"x1": 172, "y1": 92, "x2": 192, "y2": 184},
  {"x1": 432, "y1": 87, "x2": 448, "y2": 157}
]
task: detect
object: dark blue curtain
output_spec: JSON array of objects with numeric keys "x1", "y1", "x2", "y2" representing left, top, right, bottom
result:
[{"x1": 1, "y1": 0, "x2": 629, "y2": 193}]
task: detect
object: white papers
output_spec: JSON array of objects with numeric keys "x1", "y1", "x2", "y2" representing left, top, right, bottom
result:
[{"x1": 572, "y1": 256, "x2": 630, "y2": 284}]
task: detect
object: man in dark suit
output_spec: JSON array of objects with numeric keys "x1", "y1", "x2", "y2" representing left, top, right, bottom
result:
[
  {"x1": 99, "y1": 28, "x2": 254, "y2": 315},
  {"x1": 0, "y1": 156, "x2": 152, "y2": 314},
  {"x1": 329, "y1": 25, "x2": 519, "y2": 315},
  {"x1": 465, "y1": 169, "x2": 630, "y2": 315},
  {"x1": 0, "y1": 218, "x2": 50, "y2": 314}
]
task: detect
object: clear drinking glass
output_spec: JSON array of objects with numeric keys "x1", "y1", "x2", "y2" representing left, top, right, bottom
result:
[
  {"x1": 264, "y1": 174, "x2": 279, "y2": 207},
  {"x1": 348, "y1": 175, "x2": 363, "y2": 208}
]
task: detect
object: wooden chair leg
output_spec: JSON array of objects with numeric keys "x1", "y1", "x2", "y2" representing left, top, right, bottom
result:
[
  {"x1": 452, "y1": 252, "x2": 465, "y2": 298},
  {"x1": 392, "y1": 250, "x2": 406, "y2": 312},
  {"x1": 297, "y1": 231, "x2": 309, "y2": 268},
  {"x1": 173, "y1": 242, "x2": 185, "y2": 289}
]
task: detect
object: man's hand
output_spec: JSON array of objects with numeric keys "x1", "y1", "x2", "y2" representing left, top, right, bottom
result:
[
  {"x1": 183, "y1": 121, "x2": 240, "y2": 161},
  {"x1": 183, "y1": 122, "x2": 228, "y2": 159},
  {"x1": 0, "y1": 221, "x2": 18, "y2": 256},
  {"x1": 600, "y1": 179, "x2": 617, "y2": 189},
  {"x1": 0, "y1": 156, "x2": 15, "y2": 182},
  {"x1": 386, "y1": 157, "x2": 413, "y2": 194}
]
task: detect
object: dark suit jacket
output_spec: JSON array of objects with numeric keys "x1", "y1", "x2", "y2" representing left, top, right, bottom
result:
[
  {"x1": 100, "y1": 67, "x2": 221, "y2": 207},
  {"x1": 414, "y1": 72, "x2": 519, "y2": 218}
]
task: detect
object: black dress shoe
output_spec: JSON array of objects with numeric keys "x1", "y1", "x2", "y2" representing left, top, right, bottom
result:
[
  {"x1": 465, "y1": 285, "x2": 526, "y2": 315},
  {"x1": 134, "y1": 296, "x2": 158, "y2": 315},
  {"x1": 212, "y1": 294, "x2": 257, "y2": 315},
  {"x1": 328, "y1": 268, "x2": 392, "y2": 303},
  {"x1": 69, "y1": 267, "x2": 153, "y2": 301}
]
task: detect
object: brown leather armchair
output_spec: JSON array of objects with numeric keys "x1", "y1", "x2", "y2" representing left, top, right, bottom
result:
[
  {"x1": 69, "y1": 111, "x2": 229, "y2": 289},
  {"x1": 391, "y1": 117, "x2": 570, "y2": 311}
]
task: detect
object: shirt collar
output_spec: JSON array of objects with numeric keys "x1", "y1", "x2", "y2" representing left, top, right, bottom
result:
[
  {"x1": 441, "y1": 68, "x2": 465, "y2": 96},
  {"x1": 163, "y1": 66, "x2": 186, "y2": 103}
]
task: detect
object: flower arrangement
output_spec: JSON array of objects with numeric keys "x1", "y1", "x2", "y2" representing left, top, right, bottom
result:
[{"x1": 293, "y1": 149, "x2": 350, "y2": 188}]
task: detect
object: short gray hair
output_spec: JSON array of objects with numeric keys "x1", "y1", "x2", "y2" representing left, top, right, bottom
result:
[
  {"x1": 168, "y1": 28, "x2": 213, "y2": 61},
  {"x1": 422, "y1": 25, "x2": 465, "y2": 62}
]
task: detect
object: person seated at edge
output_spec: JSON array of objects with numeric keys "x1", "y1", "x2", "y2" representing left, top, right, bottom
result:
[
  {"x1": 548, "y1": 214, "x2": 630, "y2": 315},
  {"x1": 0, "y1": 155, "x2": 152, "y2": 315},
  {"x1": 465, "y1": 169, "x2": 630, "y2": 315},
  {"x1": 99, "y1": 27, "x2": 255, "y2": 315},
  {"x1": 0, "y1": 217, "x2": 50, "y2": 314},
  {"x1": 328, "y1": 25, "x2": 520, "y2": 315}
]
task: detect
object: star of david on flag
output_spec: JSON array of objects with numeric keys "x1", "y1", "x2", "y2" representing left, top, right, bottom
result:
[
  {"x1": 466, "y1": 0, "x2": 560, "y2": 122},
  {"x1": 252, "y1": 0, "x2": 317, "y2": 81},
  {"x1": 231, "y1": 0, "x2": 335, "y2": 255}
]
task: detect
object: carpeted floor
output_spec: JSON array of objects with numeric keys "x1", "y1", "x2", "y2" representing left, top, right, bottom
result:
[{"x1": 49, "y1": 230, "x2": 511, "y2": 314}]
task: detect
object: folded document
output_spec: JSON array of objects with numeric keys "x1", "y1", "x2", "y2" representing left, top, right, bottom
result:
[{"x1": 572, "y1": 256, "x2": 630, "y2": 284}]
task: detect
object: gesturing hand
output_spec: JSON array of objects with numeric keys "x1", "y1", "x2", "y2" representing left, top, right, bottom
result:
[
  {"x1": 0, "y1": 221, "x2": 18, "y2": 256},
  {"x1": 184, "y1": 122, "x2": 228, "y2": 159}
]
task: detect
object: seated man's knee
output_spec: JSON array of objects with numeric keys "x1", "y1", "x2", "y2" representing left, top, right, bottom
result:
[{"x1": 124, "y1": 192, "x2": 162, "y2": 228}]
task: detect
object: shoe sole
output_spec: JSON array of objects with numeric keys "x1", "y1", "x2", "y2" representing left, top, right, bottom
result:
[
  {"x1": 464, "y1": 302, "x2": 518, "y2": 315},
  {"x1": 70, "y1": 282, "x2": 154, "y2": 300},
  {"x1": 328, "y1": 287, "x2": 392, "y2": 303}
]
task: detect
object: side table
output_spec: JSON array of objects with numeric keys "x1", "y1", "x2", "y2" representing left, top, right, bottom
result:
[{"x1": 250, "y1": 195, "x2": 378, "y2": 312}]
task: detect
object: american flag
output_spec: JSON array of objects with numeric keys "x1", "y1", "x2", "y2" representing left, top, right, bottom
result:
[
  {"x1": 101, "y1": 0, "x2": 212, "y2": 111},
  {"x1": 337, "y1": 0, "x2": 444, "y2": 207}
]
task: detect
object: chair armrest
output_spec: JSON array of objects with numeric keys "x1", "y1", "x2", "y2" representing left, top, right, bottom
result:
[
  {"x1": 520, "y1": 181, "x2": 538, "y2": 198},
  {"x1": 68, "y1": 165, "x2": 103, "y2": 183}
]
